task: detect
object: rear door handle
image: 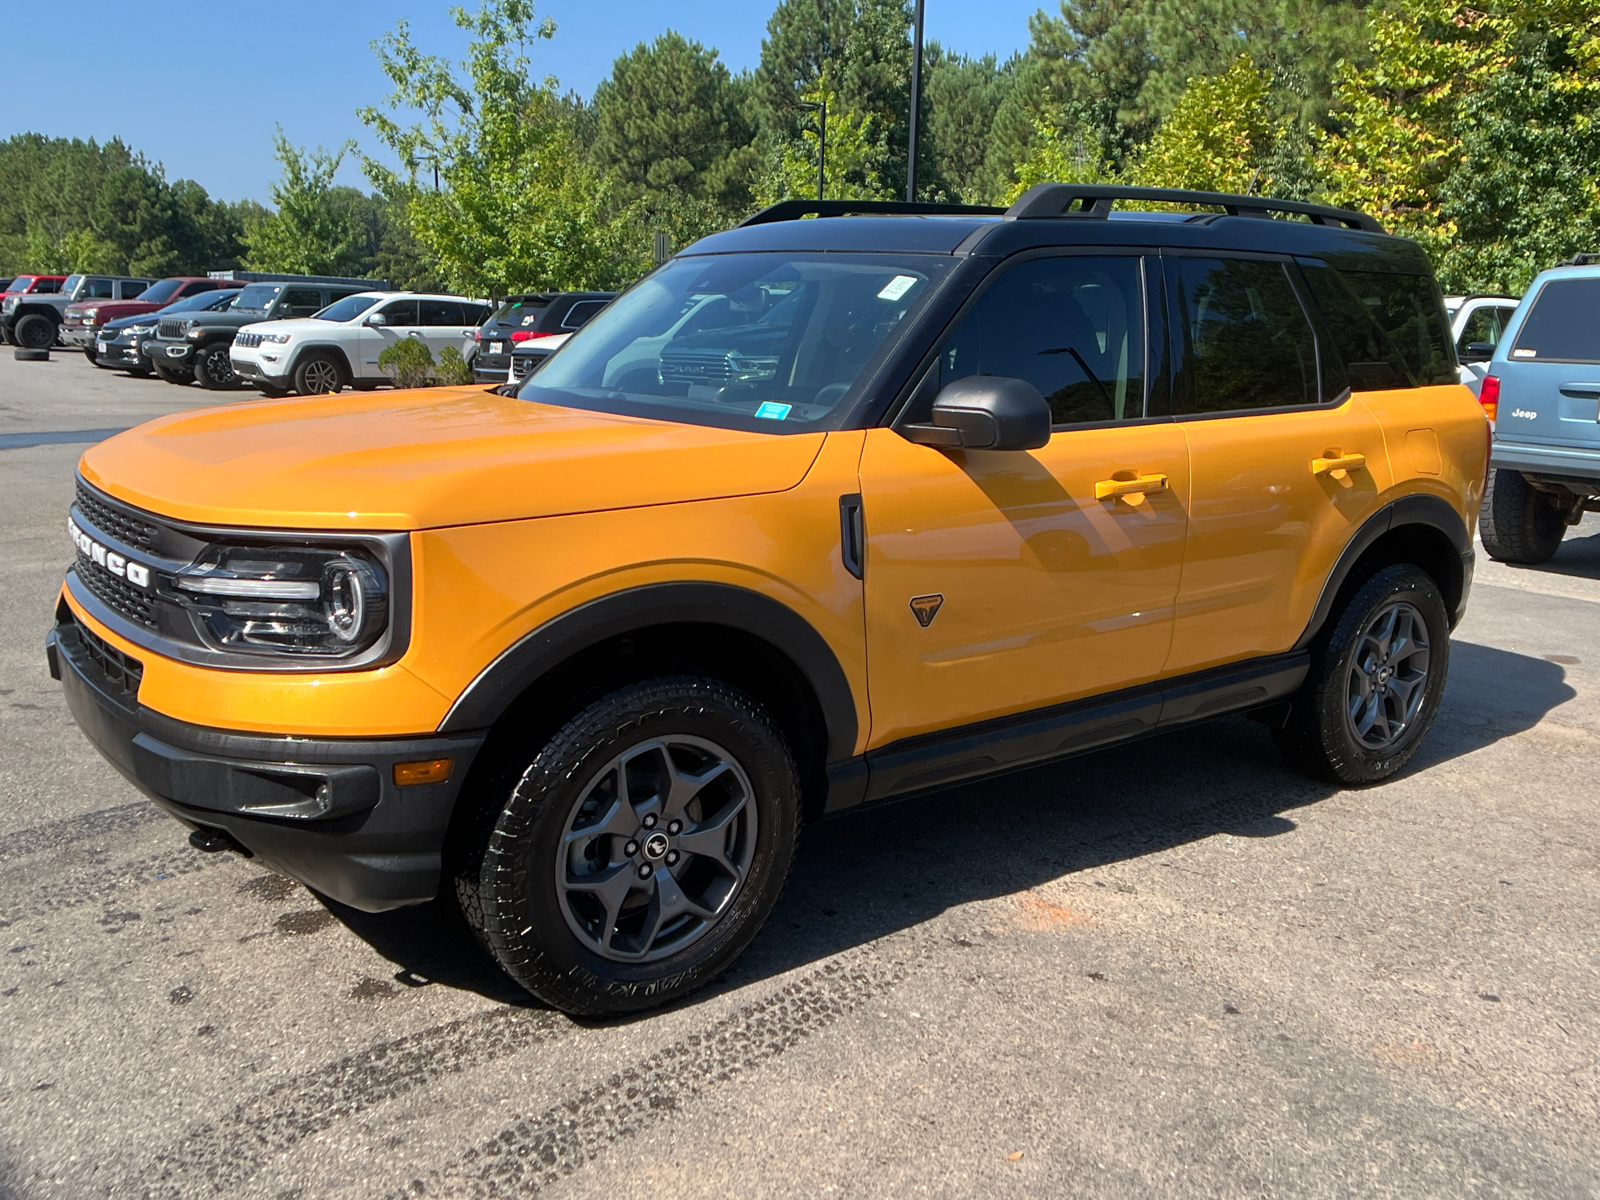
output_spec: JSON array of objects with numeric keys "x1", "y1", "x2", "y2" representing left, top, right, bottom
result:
[
  {"x1": 1559, "y1": 382, "x2": 1600, "y2": 396},
  {"x1": 1094, "y1": 473, "x2": 1168, "y2": 505},
  {"x1": 839, "y1": 494, "x2": 864, "y2": 580},
  {"x1": 1311, "y1": 452, "x2": 1365, "y2": 479}
]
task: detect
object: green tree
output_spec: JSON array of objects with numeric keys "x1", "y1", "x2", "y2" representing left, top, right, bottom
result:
[
  {"x1": 922, "y1": 46, "x2": 1021, "y2": 203},
  {"x1": 1133, "y1": 54, "x2": 1281, "y2": 193},
  {"x1": 360, "y1": 0, "x2": 649, "y2": 297},
  {"x1": 245, "y1": 131, "x2": 365, "y2": 276},
  {"x1": 1003, "y1": 103, "x2": 1117, "y2": 203}
]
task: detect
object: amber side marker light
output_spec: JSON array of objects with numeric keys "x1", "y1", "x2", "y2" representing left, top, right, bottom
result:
[{"x1": 394, "y1": 758, "x2": 453, "y2": 786}]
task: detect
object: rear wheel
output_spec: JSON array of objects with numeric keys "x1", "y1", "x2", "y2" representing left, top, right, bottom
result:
[
  {"x1": 193, "y1": 342, "x2": 241, "y2": 390},
  {"x1": 454, "y1": 676, "x2": 801, "y2": 1016},
  {"x1": 14, "y1": 314, "x2": 55, "y2": 350},
  {"x1": 292, "y1": 352, "x2": 344, "y2": 395},
  {"x1": 1274, "y1": 564, "x2": 1449, "y2": 785},
  {"x1": 1480, "y1": 468, "x2": 1568, "y2": 564}
]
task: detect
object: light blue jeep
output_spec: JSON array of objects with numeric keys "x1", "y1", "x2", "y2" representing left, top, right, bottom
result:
[{"x1": 1480, "y1": 257, "x2": 1600, "y2": 563}]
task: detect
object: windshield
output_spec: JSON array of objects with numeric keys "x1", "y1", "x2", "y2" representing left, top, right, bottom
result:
[
  {"x1": 313, "y1": 294, "x2": 381, "y2": 322},
  {"x1": 517, "y1": 254, "x2": 953, "y2": 432},
  {"x1": 234, "y1": 283, "x2": 282, "y2": 314},
  {"x1": 62, "y1": 274, "x2": 84, "y2": 294},
  {"x1": 156, "y1": 289, "x2": 240, "y2": 316},
  {"x1": 137, "y1": 280, "x2": 183, "y2": 306}
]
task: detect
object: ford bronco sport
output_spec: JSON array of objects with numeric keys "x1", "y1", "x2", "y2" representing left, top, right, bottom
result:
[{"x1": 49, "y1": 186, "x2": 1487, "y2": 1016}]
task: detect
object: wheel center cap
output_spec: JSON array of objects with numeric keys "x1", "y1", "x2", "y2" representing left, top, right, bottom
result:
[{"x1": 642, "y1": 831, "x2": 671, "y2": 860}]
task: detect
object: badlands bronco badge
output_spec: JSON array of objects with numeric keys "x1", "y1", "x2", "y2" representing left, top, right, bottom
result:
[{"x1": 909, "y1": 594, "x2": 944, "y2": 628}]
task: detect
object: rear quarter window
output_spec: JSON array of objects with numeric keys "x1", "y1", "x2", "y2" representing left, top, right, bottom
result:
[
  {"x1": 1301, "y1": 263, "x2": 1456, "y2": 389},
  {"x1": 1510, "y1": 278, "x2": 1600, "y2": 364}
]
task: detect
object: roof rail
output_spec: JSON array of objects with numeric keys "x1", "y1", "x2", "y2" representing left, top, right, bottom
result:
[
  {"x1": 1556, "y1": 252, "x2": 1600, "y2": 267},
  {"x1": 740, "y1": 199, "x2": 1005, "y2": 227},
  {"x1": 1004, "y1": 184, "x2": 1384, "y2": 234}
]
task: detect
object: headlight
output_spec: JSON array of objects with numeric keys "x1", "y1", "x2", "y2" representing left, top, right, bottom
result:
[
  {"x1": 129, "y1": 324, "x2": 155, "y2": 336},
  {"x1": 1, "y1": 296, "x2": 14, "y2": 312},
  {"x1": 259, "y1": 332, "x2": 293, "y2": 344},
  {"x1": 728, "y1": 354, "x2": 779, "y2": 383},
  {"x1": 84, "y1": 308, "x2": 100, "y2": 321},
  {"x1": 173, "y1": 545, "x2": 388, "y2": 658}
]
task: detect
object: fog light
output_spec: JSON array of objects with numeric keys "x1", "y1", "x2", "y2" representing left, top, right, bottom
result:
[{"x1": 393, "y1": 758, "x2": 452, "y2": 786}]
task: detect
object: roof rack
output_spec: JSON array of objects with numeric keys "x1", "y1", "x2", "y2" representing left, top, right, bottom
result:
[
  {"x1": 740, "y1": 199, "x2": 1005, "y2": 227},
  {"x1": 1003, "y1": 184, "x2": 1384, "y2": 234},
  {"x1": 1556, "y1": 252, "x2": 1600, "y2": 267}
]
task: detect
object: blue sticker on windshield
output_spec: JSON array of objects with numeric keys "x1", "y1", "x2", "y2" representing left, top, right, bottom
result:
[{"x1": 754, "y1": 401, "x2": 792, "y2": 421}]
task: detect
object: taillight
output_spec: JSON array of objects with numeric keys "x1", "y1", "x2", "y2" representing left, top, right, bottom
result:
[
  {"x1": 1479, "y1": 375, "x2": 1499, "y2": 422},
  {"x1": 510, "y1": 330, "x2": 557, "y2": 343}
]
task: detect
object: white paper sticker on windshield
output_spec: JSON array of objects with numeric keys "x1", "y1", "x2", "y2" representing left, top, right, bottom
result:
[{"x1": 878, "y1": 275, "x2": 918, "y2": 301}]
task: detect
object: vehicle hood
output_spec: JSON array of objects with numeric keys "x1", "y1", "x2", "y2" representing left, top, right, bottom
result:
[
  {"x1": 237, "y1": 317, "x2": 345, "y2": 338},
  {"x1": 67, "y1": 299, "x2": 161, "y2": 321},
  {"x1": 79, "y1": 388, "x2": 827, "y2": 531}
]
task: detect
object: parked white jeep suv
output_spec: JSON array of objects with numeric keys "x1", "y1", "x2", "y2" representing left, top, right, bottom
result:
[{"x1": 230, "y1": 291, "x2": 490, "y2": 395}]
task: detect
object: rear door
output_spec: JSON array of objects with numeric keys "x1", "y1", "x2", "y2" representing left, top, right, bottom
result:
[
  {"x1": 418, "y1": 299, "x2": 475, "y2": 360},
  {"x1": 1498, "y1": 275, "x2": 1600, "y2": 452},
  {"x1": 1163, "y1": 253, "x2": 1392, "y2": 675}
]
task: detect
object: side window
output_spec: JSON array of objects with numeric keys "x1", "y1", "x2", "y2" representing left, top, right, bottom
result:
[
  {"x1": 119, "y1": 280, "x2": 148, "y2": 299},
  {"x1": 1510, "y1": 278, "x2": 1600, "y2": 364},
  {"x1": 87, "y1": 278, "x2": 116, "y2": 298},
  {"x1": 419, "y1": 299, "x2": 465, "y2": 326},
  {"x1": 379, "y1": 298, "x2": 420, "y2": 326},
  {"x1": 462, "y1": 303, "x2": 491, "y2": 325},
  {"x1": 282, "y1": 289, "x2": 325, "y2": 318},
  {"x1": 931, "y1": 255, "x2": 1147, "y2": 426},
  {"x1": 1457, "y1": 306, "x2": 1498, "y2": 352},
  {"x1": 561, "y1": 300, "x2": 608, "y2": 330},
  {"x1": 1302, "y1": 264, "x2": 1455, "y2": 387}
]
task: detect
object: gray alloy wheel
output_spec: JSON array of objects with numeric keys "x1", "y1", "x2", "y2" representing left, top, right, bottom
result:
[
  {"x1": 294, "y1": 354, "x2": 343, "y2": 395},
  {"x1": 1344, "y1": 599, "x2": 1431, "y2": 750},
  {"x1": 194, "y1": 343, "x2": 240, "y2": 390},
  {"x1": 556, "y1": 734, "x2": 758, "y2": 963},
  {"x1": 14, "y1": 314, "x2": 55, "y2": 350}
]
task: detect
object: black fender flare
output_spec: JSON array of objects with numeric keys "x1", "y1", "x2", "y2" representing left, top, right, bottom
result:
[
  {"x1": 437, "y1": 582, "x2": 860, "y2": 762},
  {"x1": 1293, "y1": 493, "x2": 1472, "y2": 651}
]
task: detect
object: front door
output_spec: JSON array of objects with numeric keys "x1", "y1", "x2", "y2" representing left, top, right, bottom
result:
[
  {"x1": 859, "y1": 253, "x2": 1191, "y2": 748},
  {"x1": 357, "y1": 298, "x2": 421, "y2": 380},
  {"x1": 1161, "y1": 253, "x2": 1393, "y2": 675}
]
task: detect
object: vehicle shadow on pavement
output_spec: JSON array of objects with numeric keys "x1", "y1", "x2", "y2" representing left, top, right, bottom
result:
[
  {"x1": 1488, "y1": 524, "x2": 1600, "y2": 581},
  {"x1": 321, "y1": 641, "x2": 1573, "y2": 1008}
]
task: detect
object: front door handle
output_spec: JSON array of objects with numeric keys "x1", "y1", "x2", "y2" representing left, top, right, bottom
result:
[
  {"x1": 1094, "y1": 473, "x2": 1169, "y2": 505},
  {"x1": 1311, "y1": 451, "x2": 1366, "y2": 480}
]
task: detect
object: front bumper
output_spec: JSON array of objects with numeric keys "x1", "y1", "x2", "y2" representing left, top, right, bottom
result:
[
  {"x1": 61, "y1": 323, "x2": 99, "y2": 349},
  {"x1": 473, "y1": 350, "x2": 511, "y2": 382},
  {"x1": 94, "y1": 337, "x2": 149, "y2": 369},
  {"x1": 1491, "y1": 437, "x2": 1600, "y2": 484},
  {"x1": 48, "y1": 603, "x2": 487, "y2": 911}
]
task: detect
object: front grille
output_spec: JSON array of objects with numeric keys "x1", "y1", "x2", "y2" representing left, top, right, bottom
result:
[
  {"x1": 71, "y1": 618, "x2": 144, "y2": 699},
  {"x1": 659, "y1": 350, "x2": 734, "y2": 386},
  {"x1": 511, "y1": 351, "x2": 550, "y2": 380},
  {"x1": 77, "y1": 557, "x2": 157, "y2": 628},
  {"x1": 234, "y1": 331, "x2": 262, "y2": 349},
  {"x1": 157, "y1": 318, "x2": 190, "y2": 340},
  {"x1": 75, "y1": 481, "x2": 158, "y2": 552}
]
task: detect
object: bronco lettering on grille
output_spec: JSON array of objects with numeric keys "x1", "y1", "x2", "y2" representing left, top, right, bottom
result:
[{"x1": 68, "y1": 517, "x2": 153, "y2": 588}]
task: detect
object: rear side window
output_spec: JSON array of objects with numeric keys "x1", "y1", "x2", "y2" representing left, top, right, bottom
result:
[
  {"x1": 281, "y1": 289, "x2": 325, "y2": 318},
  {"x1": 463, "y1": 303, "x2": 491, "y2": 325},
  {"x1": 934, "y1": 255, "x2": 1147, "y2": 425},
  {"x1": 420, "y1": 299, "x2": 466, "y2": 326},
  {"x1": 561, "y1": 300, "x2": 608, "y2": 330},
  {"x1": 1302, "y1": 264, "x2": 1455, "y2": 388},
  {"x1": 119, "y1": 280, "x2": 148, "y2": 299},
  {"x1": 33, "y1": 278, "x2": 62, "y2": 294},
  {"x1": 1510, "y1": 278, "x2": 1600, "y2": 363},
  {"x1": 1169, "y1": 257, "x2": 1319, "y2": 414},
  {"x1": 1457, "y1": 305, "x2": 1513, "y2": 353},
  {"x1": 86, "y1": 278, "x2": 116, "y2": 298}
]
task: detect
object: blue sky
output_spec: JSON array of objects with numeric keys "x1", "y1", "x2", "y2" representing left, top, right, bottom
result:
[{"x1": 1, "y1": 0, "x2": 1049, "y2": 206}]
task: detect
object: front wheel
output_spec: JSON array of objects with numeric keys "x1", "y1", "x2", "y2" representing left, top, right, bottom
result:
[
  {"x1": 151, "y1": 359, "x2": 193, "y2": 385},
  {"x1": 454, "y1": 676, "x2": 801, "y2": 1016},
  {"x1": 193, "y1": 343, "x2": 242, "y2": 390},
  {"x1": 1274, "y1": 564, "x2": 1449, "y2": 785},
  {"x1": 14, "y1": 315, "x2": 55, "y2": 350},
  {"x1": 292, "y1": 352, "x2": 344, "y2": 395},
  {"x1": 83, "y1": 346, "x2": 98, "y2": 364}
]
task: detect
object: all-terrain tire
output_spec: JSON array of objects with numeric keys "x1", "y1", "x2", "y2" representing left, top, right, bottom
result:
[
  {"x1": 14, "y1": 314, "x2": 55, "y2": 350},
  {"x1": 1479, "y1": 468, "x2": 1567, "y2": 564},
  {"x1": 193, "y1": 342, "x2": 242, "y2": 390},
  {"x1": 151, "y1": 359, "x2": 193, "y2": 385},
  {"x1": 1273, "y1": 564, "x2": 1450, "y2": 785},
  {"x1": 454, "y1": 675, "x2": 802, "y2": 1017}
]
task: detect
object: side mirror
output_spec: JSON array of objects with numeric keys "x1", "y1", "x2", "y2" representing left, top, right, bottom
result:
[
  {"x1": 902, "y1": 376, "x2": 1052, "y2": 451},
  {"x1": 364, "y1": 313, "x2": 388, "y2": 327},
  {"x1": 1460, "y1": 341, "x2": 1495, "y2": 362}
]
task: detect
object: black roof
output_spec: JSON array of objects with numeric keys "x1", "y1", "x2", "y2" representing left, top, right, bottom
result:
[{"x1": 684, "y1": 184, "x2": 1431, "y2": 274}]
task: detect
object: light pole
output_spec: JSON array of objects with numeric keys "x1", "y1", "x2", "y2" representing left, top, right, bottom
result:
[{"x1": 907, "y1": 0, "x2": 925, "y2": 201}]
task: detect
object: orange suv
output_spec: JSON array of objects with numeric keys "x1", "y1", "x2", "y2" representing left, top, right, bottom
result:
[{"x1": 49, "y1": 186, "x2": 1488, "y2": 1015}]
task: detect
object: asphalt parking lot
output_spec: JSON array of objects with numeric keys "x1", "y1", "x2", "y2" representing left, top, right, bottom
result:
[{"x1": 1, "y1": 351, "x2": 1596, "y2": 1199}]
